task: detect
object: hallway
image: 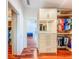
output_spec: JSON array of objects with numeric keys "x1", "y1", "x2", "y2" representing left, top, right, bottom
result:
[
  {"x1": 8, "y1": 35, "x2": 72, "y2": 59},
  {"x1": 8, "y1": 0, "x2": 72, "y2": 59}
]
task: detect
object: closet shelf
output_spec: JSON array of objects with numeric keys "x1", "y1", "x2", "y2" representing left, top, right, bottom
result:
[
  {"x1": 57, "y1": 33, "x2": 72, "y2": 35},
  {"x1": 39, "y1": 19, "x2": 56, "y2": 22},
  {"x1": 8, "y1": 18, "x2": 12, "y2": 21},
  {"x1": 57, "y1": 14, "x2": 72, "y2": 17},
  {"x1": 66, "y1": 47, "x2": 72, "y2": 52},
  {"x1": 8, "y1": 26, "x2": 12, "y2": 27},
  {"x1": 40, "y1": 32, "x2": 57, "y2": 33},
  {"x1": 58, "y1": 46, "x2": 66, "y2": 48}
]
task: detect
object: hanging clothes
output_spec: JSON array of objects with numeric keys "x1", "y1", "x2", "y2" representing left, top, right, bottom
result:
[
  {"x1": 68, "y1": 19, "x2": 72, "y2": 23},
  {"x1": 64, "y1": 19, "x2": 72, "y2": 30},
  {"x1": 64, "y1": 18, "x2": 68, "y2": 24},
  {"x1": 64, "y1": 24, "x2": 68, "y2": 30},
  {"x1": 57, "y1": 19, "x2": 64, "y2": 32},
  {"x1": 58, "y1": 36, "x2": 65, "y2": 46},
  {"x1": 58, "y1": 37, "x2": 62, "y2": 46},
  {"x1": 58, "y1": 36, "x2": 69, "y2": 47},
  {"x1": 8, "y1": 30, "x2": 10, "y2": 44},
  {"x1": 58, "y1": 24, "x2": 63, "y2": 32},
  {"x1": 70, "y1": 19, "x2": 72, "y2": 30},
  {"x1": 68, "y1": 39, "x2": 72, "y2": 48},
  {"x1": 64, "y1": 37, "x2": 69, "y2": 45},
  {"x1": 58, "y1": 18, "x2": 72, "y2": 31},
  {"x1": 62, "y1": 37, "x2": 65, "y2": 46}
]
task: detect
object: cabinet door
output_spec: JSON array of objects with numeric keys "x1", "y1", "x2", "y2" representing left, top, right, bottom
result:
[
  {"x1": 39, "y1": 33, "x2": 57, "y2": 53},
  {"x1": 39, "y1": 39, "x2": 47, "y2": 53},
  {"x1": 39, "y1": 33, "x2": 47, "y2": 53},
  {"x1": 47, "y1": 20, "x2": 57, "y2": 33},
  {"x1": 47, "y1": 34, "x2": 57, "y2": 53},
  {"x1": 39, "y1": 9, "x2": 57, "y2": 20}
]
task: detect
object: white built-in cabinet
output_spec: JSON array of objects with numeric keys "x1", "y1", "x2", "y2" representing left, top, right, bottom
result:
[{"x1": 38, "y1": 9, "x2": 57, "y2": 54}]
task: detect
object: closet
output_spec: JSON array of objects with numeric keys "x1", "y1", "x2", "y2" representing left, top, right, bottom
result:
[
  {"x1": 8, "y1": 8, "x2": 13, "y2": 46},
  {"x1": 38, "y1": 9, "x2": 72, "y2": 54},
  {"x1": 38, "y1": 9, "x2": 57, "y2": 54},
  {"x1": 57, "y1": 9, "x2": 72, "y2": 51},
  {"x1": 8, "y1": 4, "x2": 17, "y2": 55}
]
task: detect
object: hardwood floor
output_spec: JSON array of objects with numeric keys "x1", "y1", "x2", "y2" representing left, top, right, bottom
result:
[
  {"x1": 8, "y1": 37, "x2": 72, "y2": 59},
  {"x1": 39, "y1": 50, "x2": 72, "y2": 59},
  {"x1": 8, "y1": 48, "x2": 72, "y2": 59}
]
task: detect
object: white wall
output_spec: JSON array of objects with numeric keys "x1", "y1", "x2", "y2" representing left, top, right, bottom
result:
[
  {"x1": 26, "y1": 18, "x2": 38, "y2": 47},
  {"x1": 8, "y1": 0, "x2": 26, "y2": 55},
  {"x1": 23, "y1": 7, "x2": 39, "y2": 48}
]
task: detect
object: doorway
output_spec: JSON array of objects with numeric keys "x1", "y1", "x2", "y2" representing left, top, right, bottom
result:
[
  {"x1": 8, "y1": 2, "x2": 17, "y2": 55},
  {"x1": 57, "y1": 9, "x2": 72, "y2": 56},
  {"x1": 26, "y1": 18, "x2": 38, "y2": 48},
  {"x1": 20, "y1": 18, "x2": 38, "y2": 58}
]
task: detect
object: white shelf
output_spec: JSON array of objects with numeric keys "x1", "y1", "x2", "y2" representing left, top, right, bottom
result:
[
  {"x1": 39, "y1": 19, "x2": 56, "y2": 23},
  {"x1": 40, "y1": 31, "x2": 57, "y2": 33},
  {"x1": 58, "y1": 46, "x2": 66, "y2": 48}
]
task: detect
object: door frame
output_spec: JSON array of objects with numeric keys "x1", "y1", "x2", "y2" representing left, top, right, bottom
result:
[{"x1": 8, "y1": 2, "x2": 18, "y2": 55}]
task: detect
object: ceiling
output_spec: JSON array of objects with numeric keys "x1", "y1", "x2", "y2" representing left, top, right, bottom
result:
[{"x1": 21, "y1": 0, "x2": 72, "y2": 9}]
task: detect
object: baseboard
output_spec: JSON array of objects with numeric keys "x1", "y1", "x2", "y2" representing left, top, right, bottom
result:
[
  {"x1": 57, "y1": 48, "x2": 67, "y2": 50},
  {"x1": 13, "y1": 48, "x2": 25, "y2": 57},
  {"x1": 13, "y1": 47, "x2": 24, "y2": 57},
  {"x1": 14, "y1": 55, "x2": 21, "y2": 57},
  {"x1": 39, "y1": 53, "x2": 57, "y2": 56}
]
